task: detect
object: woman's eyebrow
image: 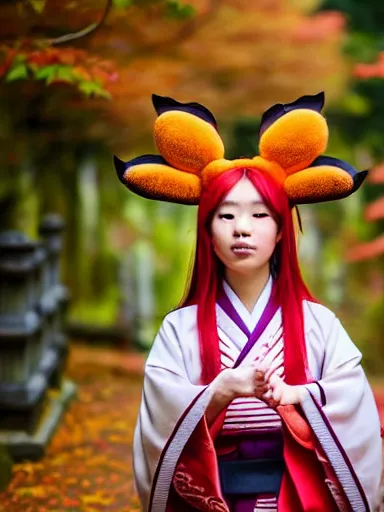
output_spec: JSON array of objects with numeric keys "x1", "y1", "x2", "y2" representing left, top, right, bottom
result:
[
  {"x1": 220, "y1": 200, "x2": 264, "y2": 207},
  {"x1": 220, "y1": 200, "x2": 238, "y2": 207}
]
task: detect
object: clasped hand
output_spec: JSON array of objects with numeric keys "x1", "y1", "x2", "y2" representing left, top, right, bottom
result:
[{"x1": 226, "y1": 362, "x2": 304, "y2": 407}]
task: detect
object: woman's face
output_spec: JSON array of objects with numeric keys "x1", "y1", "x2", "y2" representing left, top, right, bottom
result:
[{"x1": 211, "y1": 176, "x2": 280, "y2": 277}]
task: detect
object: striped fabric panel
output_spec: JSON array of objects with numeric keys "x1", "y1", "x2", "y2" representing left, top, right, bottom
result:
[
  {"x1": 254, "y1": 494, "x2": 278, "y2": 511},
  {"x1": 254, "y1": 505, "x2": 277, "y2": 511},
  {"x1": 219, "y1": 333, "x2": 239, "y2": 370},
  {"x1": 220, "y1": 328, "x2": 284, "y2": 433}
]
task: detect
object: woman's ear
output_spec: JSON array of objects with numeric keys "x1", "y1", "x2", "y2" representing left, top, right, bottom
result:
[{"x1": 276, "y1": 231, "x2": 282, "y2": 243}]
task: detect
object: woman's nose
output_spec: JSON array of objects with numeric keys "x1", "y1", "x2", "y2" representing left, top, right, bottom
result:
[
  {"x1": 233, "y1": 216, "x2": 252, "y2": 237},
  {"x1": 234, "y1": 230, "x2": 251, "y2": 238}
]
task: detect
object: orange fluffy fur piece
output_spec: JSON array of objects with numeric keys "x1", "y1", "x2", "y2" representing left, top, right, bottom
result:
[
  {"x1": 259, "y1": 110, "x2": 329, "y2": 175},
  {"x1": 251, "y1": 156, "x2": 287, "y2": 185},
  {"x1": 128, "y1": 164, "x2": 201, "y2": 205},
  {"x1": 202, "y1": 158, "x2": 255, "y2": 185},
  {"x1": 284, "y1": 166, "x2": 353, "y2": 204},
  {"x1": 202, "y1": 157, "x2": 286, "y2": 186},
  {"x1": 154, "y1": 111, "x2": 224, "y2": 174}
]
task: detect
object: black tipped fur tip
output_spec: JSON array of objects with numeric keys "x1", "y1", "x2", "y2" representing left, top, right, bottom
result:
[
  {"x1": 314, "y1": 91, "x2": 325, "y2": 109},
  {"x1": 352, "y1": 170, "x2": 368, "y2": 192},
  {"x1": 151, "y1": 93, "x2": 217, "y2": 127},
  {"x1": 152, "y1": 93, "x2": 164, "y2": 110},
  {"x1": 152, "y1": 94, "x2": 177, "y2": 115},
  {"x1": 113, "y1": 155, "x2": 126, "y2": 182},
  {"x1": 259, "y1": 92, "x2": 325, "y2": 138}
]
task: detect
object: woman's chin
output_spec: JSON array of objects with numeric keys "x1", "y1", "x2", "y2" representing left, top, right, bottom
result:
[{"x1": 227, "y1": 260, "x2": 270, "y2": 276}]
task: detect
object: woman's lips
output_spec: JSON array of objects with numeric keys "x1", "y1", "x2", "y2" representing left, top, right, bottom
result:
[{"x1": 231, "y1": 243, "x2": 256, "y2": 256}]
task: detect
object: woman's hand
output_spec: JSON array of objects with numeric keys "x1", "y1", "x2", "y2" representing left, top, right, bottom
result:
[
  {"x1": 205, "y1": 364, "x2": 269, "y2": 425},
  {"x1": 220, "y1": 364, "x2": 270, "y2": 400},
  {"x1": 262, "y1": 374, "x2": 305, "y2": 408}
]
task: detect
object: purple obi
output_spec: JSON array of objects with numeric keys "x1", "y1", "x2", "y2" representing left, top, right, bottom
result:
[{"x1": 216, "y1": 428, "x2": 284, "y2": 512}]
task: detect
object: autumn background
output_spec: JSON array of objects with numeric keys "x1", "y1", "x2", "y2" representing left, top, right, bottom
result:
[{"x1": 0, "y1": 0, "x2": 384, "y2": 510}]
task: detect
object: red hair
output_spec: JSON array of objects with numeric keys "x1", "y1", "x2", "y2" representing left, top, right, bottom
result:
[{"x1": 180, "y1": 168, "x2": 316, "y2": 386}]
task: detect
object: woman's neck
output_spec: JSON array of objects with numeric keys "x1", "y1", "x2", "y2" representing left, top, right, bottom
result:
[{"x1": 225, "y1": 266, "x2": 270, "y2": 313}]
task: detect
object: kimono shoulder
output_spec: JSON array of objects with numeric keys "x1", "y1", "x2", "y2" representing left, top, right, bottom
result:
[
  {"x1": 133, "y1": 304, "x2": 208, "y2": 512},
  {"x1": 303, "y1": 300, "x2": 362, "y2": 371},
  {"x1": 301, "y1": 301, "x2": 381, "y2": 511},
  {"x1": 146, "y1": 305, "x2": 201, "y2": 383},
  {"x1": 163, "y1": 305, "x2": 198, "y2": 340},
  {"x1": 303, "y1": 300, "x2": 338, "y2": 341}
]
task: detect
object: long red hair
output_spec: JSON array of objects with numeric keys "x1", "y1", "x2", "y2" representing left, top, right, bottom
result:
[{"x1": 180, "y1": 167, "x2": 316, "y2": 386}]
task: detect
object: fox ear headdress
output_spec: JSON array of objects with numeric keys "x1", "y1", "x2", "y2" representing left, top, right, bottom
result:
[{"x1": 114, "y1": 92, "x2": 367, "y2": 206}]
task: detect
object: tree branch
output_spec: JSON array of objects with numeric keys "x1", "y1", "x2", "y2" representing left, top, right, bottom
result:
[
  {"x1": 133, "y1": 0, "x2": 222, "y2": 57},
  {"x1": 51, "y1": 0, "x2": 112, "y2": 45}
]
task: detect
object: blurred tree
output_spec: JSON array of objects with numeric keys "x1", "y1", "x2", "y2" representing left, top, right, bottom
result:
[
  {"x1": 317, "y1": 0, "x2": 384, "y2": 372},
  {"x1": 106, "y1": 0, "x2": 348, "y2": 151},
  {"x1": 319, "y1": 0, "x2": 384, "y2": 157},
  {"x1": 0, "y1": 0, "x2": 349, "y2": 148},
  {"x1": 0, "y1": 0, "x2": 117, "y2": 98},
  {"x1": 319, "y1": 0, "x2": 384, "y2": 264},
  {"x1": 0, "y1": 0, "x2": 349, "y2": 333},
  {"x1": 346, "y1": 163, "x2": 384, "y2": 262}
]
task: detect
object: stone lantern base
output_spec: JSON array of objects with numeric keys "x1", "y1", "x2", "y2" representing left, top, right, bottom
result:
[{"x1": 0, "y1": 379, "x2": 76, "y2": 461}]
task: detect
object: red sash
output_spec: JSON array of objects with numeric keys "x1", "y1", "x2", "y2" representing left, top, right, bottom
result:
[{"x1": 165, "y1": 406, "x2": 351, "y2": 512}]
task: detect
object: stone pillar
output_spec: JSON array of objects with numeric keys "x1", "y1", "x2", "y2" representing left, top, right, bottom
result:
[
  {"x1": 0, "y1": 229, "x2": 75, "y2": 461},
  {"x1": 0, "y1": 232, "x2": 46, "y2": 451},
  {"x1": 34, "y1": 240, "x2": 60, "y2": 389},
  {"x1": 38, "y1": 214, "x2": 70, "y2": 388}
]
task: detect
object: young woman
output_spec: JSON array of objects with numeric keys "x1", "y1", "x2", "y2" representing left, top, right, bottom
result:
[{"x1": 115, "y1": 92, "x2": 382, "y2": 512}]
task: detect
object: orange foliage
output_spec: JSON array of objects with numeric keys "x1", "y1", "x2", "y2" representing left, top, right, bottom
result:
[
  {"x1": 365, "y1": 197, "x2": 384, "y2": 222},
  {"x1": 0, "y1": 44, "x2": 118, "y2": 97},
  {"x1": 354, "y1": 52, "x2": 384, "y2": 79},
  {"x1": 293, "y1": 11, "x2": 345, "y2": 43},
  {"x1": 346, "y1": 235, "x2": 384, "y2": 262},
  {"x1": 0, "y1": 344, "x2": 382, "y2": 511},
  {"x1": 96, "y1": 0, "x2": 347, "y2": 149},
  {"x1": 346, "y1": 164, "x2": 384, "y2": 261},
  {"x1": 0, "y1": 0, "x2": 348, "y2": 147},
  {"x1": 0, "y1": 345, "x2": 144, "y2": 511},
  {"x1": 368, "y1": 164, "x2": 384, "y2": 184},
  {"x1": 364, "y1": 165, "x2": 384, "y2": 222}
]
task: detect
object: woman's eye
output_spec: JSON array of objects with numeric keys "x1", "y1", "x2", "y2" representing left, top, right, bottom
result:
[
  {"x1": 253, "y1": 213, "x2": 268, "y2": 218},
  {"x1": 219, "y1": 214, "x2": 234, "y2": 220}
]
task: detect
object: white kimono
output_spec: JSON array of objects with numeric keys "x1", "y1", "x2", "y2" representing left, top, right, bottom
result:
[{"x1": 133, "y1": 278, "x2": 382, "y2": 512}]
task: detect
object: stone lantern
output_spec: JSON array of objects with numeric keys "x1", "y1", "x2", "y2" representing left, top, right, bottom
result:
[
  {"x1": 38, "y1": 214, "x2": 70, "y2": 388},
  {"x1": 0, "y1": 229, "x2": 75, "y2": 460},
  {"x1": 0, "y1": 231, "x2": 46, "y2": 455},
  {"x1": 34, "y1": 239, "x2": 60, "y2": 389}
]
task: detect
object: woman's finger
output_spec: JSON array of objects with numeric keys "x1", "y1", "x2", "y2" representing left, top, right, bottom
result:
[
  {"x1": 255, "y1": 383, "x2": 269, "y2": 394},
  {"x1": 263, "y1": 389, "x2": 273, "y2": 399},
  {"x1": 261, "y1": 388, "x2": 275, "y2": 406},
  {"x1": 255, "y1": 372, "x2": 266, "y2": 383},
  {"x1": 268, "y1": 373, "x2": 281, "y2": 387},
  {"x1": 272, "y1": 384, "x2": 283, "y2": 403}
]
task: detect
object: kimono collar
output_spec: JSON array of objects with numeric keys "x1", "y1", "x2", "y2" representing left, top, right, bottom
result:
[{"x1": 222, "y1": 276, "x2": 273, "y2": 334}]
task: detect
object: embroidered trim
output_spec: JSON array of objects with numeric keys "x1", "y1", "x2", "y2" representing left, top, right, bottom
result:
[
  {"x1": 325, "y1": 479, "x2": 351, "y2": 512},
  {"x1": 149, "y1": 387, "x2": 213, "y2": 512},
  {"x1": 173, "y1": 465, "x2": 228, "y2": 512},
  {"x1": 301, "y1": 389, "x2": 369, "y2": 511}
]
